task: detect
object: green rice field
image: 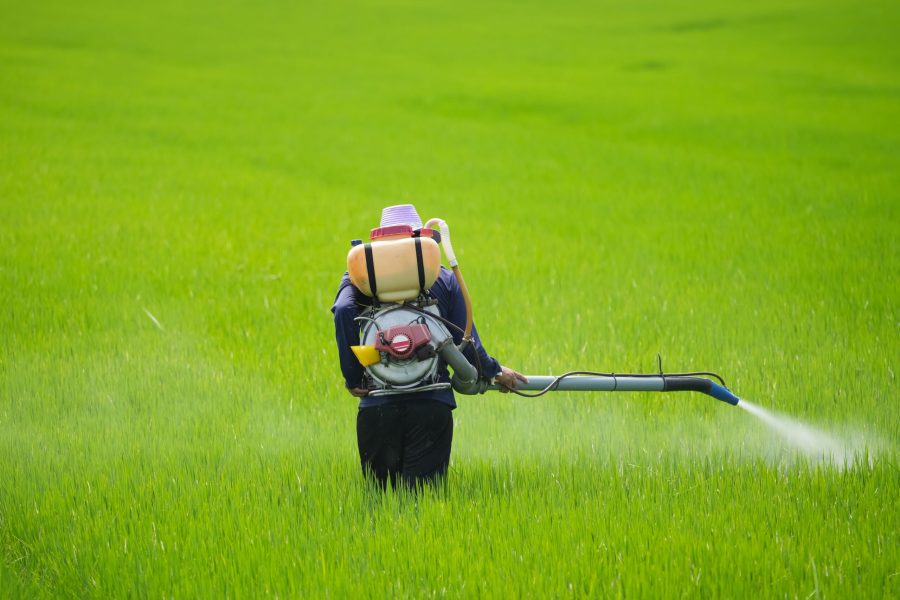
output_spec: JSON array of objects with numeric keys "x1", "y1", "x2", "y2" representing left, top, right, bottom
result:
[{"x1": 1, "y1": 0, "x2": 898, "y2": 596}]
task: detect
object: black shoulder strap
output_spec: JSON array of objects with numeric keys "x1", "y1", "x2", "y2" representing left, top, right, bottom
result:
[
  {"x1": 364, "y1": 243, "x2": 378, "y2": 297},
  {"x1": 414, "y1": 237, "x2": 425, "y2": 293}
]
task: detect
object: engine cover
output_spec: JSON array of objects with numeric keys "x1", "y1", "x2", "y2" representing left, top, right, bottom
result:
[{"x1": 374, "y1": 323, "x2": 432, "y2": 359}]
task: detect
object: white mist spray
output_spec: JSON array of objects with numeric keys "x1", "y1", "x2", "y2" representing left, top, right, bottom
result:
[{"x1": 738, "y1": 399, "x2": 857, "y2": 466}]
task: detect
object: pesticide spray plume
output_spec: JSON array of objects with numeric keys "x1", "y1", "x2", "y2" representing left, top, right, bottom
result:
[{"x1": 736, "y1": 399, "x2": 865, "y2": 467}]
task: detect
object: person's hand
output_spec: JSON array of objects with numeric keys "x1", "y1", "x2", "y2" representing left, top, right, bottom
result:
[
  {"x1": 495, "y1": 366, "x2": 528, "y2": 392},
  {"x1": 348, "y1": 387, "x2": 369, "y2": 398}
]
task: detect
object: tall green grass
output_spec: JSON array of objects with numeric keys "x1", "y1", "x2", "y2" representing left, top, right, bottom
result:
[{"x1": 1, "y1": 0, "x2": 898, "y2": 596}]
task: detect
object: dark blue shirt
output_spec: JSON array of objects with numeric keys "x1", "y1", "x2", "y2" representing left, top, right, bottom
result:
[{"x1": 331, "y1": 267, "x2": 502, "y2": 409}]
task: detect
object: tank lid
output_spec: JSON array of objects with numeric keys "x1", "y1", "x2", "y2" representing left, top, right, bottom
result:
[
  {"x1": 369, "y1": 225, "x2": 442, "y2": 243},
  {"x1": 370, "y1": 224, "x2": 414, "y2": 239}
]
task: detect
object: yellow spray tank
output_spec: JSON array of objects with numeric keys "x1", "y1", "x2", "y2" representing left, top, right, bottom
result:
[{"x1": 346, "y1": 225, "x2": 442, "y2": 302}]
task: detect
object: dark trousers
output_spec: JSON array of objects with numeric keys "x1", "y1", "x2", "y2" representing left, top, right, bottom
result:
[{"x1": 356, "y1": 399, "x2": 453, "y2": 489}]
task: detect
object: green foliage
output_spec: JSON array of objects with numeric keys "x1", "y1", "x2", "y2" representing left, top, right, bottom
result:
[{"x1": 1, "y1": 0, "x2": 898, "y2": 596}]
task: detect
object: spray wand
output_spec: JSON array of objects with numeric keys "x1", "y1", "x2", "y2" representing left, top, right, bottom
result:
[{"x1": 477, "y1": 370, "x2": 741, "y2": 405}]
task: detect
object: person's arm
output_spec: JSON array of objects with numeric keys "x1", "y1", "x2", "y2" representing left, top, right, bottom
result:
[
  {"x1": 441, "y1": 269, "x2": 527, "y2": 389},
  {"x1": 331, "y1": 273, "x2": 368, "y2": 394}
]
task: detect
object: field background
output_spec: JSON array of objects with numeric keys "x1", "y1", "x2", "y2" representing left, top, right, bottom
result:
[{"x1": 1, "y1": 0, "x2": 898, "y2": 597}]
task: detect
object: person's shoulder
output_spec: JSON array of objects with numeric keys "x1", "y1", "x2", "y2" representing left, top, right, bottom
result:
[
  {"x1": 333, "y1": 272, "x2": 349, "y2": 292},
  {"x1": 332, "y1": 272, "x2": 363, "y2": 312},
  {"x1": 433, "y1": 267, "x2": 457, "y2": 292}
]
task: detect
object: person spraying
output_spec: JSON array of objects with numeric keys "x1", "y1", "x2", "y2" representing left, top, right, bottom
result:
[{"x1": 331, "y1": 204, "x2": 526, "y2": 488}]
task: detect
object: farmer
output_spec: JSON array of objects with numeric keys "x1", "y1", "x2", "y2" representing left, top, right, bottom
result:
[{"x1": 332, "y1": 204, "x2": 526, "y2": 488}]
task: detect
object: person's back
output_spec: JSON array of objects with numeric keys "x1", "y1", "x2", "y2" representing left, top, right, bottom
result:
[{"x1": 332, "y1": 204, "x2": 525, "y2": 488}]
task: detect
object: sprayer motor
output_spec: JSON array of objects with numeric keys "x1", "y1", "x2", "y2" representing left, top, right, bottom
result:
[{"x1": 356, "y1": 302, "x2": 456, "y2": 396}]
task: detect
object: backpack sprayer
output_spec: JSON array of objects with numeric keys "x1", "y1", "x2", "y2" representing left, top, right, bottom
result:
[{"x1": 346, "y1": 217, "x2": 741, "y2": 407}]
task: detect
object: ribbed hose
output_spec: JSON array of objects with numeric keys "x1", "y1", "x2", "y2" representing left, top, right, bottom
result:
[
  {"x1": 451, "y1": 265, "x2": 473, "y2": 350},
  {"x1": 425, "y1": 218, "x2": 473, "y2": 350}
]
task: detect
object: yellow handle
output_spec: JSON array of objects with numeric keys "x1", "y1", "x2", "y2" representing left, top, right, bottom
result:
[{"x1": 351, "y1": 345, "x2": 381, "y2": 367}]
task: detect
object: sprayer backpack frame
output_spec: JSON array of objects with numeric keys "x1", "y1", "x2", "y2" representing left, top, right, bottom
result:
[{"x1": 346, "y1": 220, "x2": 482, "y2": 397}]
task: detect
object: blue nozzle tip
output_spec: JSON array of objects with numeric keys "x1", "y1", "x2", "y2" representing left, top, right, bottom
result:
[{"x1": 709, "y1": 382, "x2": 740, "y2": 406}]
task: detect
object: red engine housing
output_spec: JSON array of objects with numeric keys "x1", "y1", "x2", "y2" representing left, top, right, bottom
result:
[{"x1": 375, "y1": 324, "x2": 432, "y2": 359}]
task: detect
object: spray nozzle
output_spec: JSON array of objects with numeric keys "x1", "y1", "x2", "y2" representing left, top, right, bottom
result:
[
  {"x1": 663, "y1": 376, "x2": 740, "y2": 406},
  {"x1": 707, "y1": 382, "x2": 741, "y2": 406}
]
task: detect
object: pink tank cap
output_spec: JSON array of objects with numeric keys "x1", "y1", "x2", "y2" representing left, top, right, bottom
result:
[
  {"x1": 370, "y1": 225, "x2": 442, "y2": 242},
  {"x1": 370, "y1": 224, "x2": 414, "y2": 240}
]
